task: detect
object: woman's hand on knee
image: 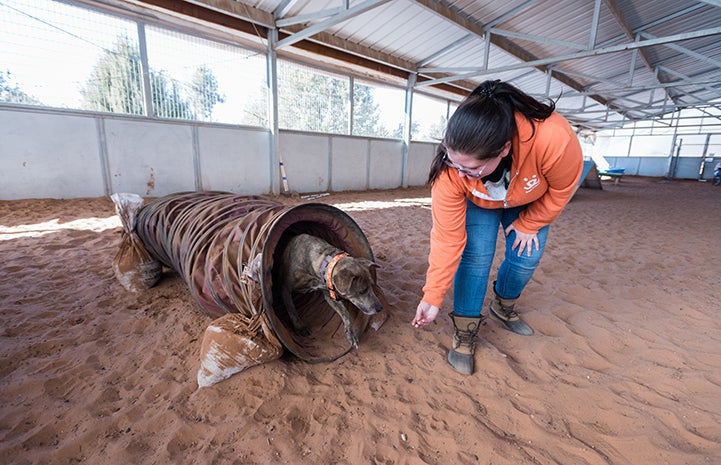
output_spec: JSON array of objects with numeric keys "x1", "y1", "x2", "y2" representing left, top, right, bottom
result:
[
  {"x1": 505, "y1": 224, "x2": 539, "y2": 256},
  {"x1": 412, "y1": 301, "x2": 439, "y2": 328}
]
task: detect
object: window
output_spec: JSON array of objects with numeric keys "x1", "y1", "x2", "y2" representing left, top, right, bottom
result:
[
  {"x1": 352, "y1": 80, "x2": 404, "y2": 138},
  {"x1": 277, "y1": 61, "x2": 349, "y2": 134},
  {"x1": 145, "y1": 27, "x2": 266, "y2": 125},
  {"x1": 1, "y1": 0, "x2": 137, "y2": 109},
  {"x1": 412, "y1": 93, "x2": 450, "y2": 142},
  {"x1": 0, "y1": 0, "x2": 267, "y2": 126},
  {"x1": 1, "y1": 0, "x2": 467, "y2": 139}
]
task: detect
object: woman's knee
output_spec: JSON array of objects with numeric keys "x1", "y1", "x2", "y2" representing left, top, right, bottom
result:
[{"x1": 503, "y1": 246, "x2": 544, "y2": 269}]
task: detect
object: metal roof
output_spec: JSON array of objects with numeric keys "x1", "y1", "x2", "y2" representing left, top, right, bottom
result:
[{"x1": 141, "y1": 0, "x2": 721, "y2": 131}]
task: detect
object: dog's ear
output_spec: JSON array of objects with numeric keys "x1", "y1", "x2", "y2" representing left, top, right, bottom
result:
[
  {"x1": 331, "y1": 267, "x2": 355, "y2": 293},
  {"x1": 357, "y1": 258, "x2": 380, "y2": 270}
]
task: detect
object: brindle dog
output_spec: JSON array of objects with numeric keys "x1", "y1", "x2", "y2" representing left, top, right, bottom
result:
[{"x1": 277, "y1": 234, "x2": 382, "y2": 348}]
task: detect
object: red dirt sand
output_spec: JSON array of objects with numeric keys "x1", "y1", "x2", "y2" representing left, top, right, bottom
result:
[{"x1": 1, "y1": 177, "x2": 720, "y2": 465}]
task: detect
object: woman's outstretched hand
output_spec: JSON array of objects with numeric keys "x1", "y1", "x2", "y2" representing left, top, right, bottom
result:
[
  {"x1": 412, "y1": 301, "x2": 439, "y2": 328},
  {"x1": 505, "y1": 224, "x2": 539, "y2": 257}
]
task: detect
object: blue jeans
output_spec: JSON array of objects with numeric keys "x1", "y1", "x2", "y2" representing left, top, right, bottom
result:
[{"x1": 452, "y1": 201, "x2": 549, "y2": 317}]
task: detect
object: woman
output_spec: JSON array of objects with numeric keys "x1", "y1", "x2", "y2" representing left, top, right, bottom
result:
[{"x1": 411, "y1": 79, "x2": 583, "y2": 375}]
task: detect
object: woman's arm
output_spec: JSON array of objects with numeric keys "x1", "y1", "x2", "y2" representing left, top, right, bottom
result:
[
  {"x1": 421, "y1": 172, "x2": 468, "y2": 308},
  {"x1": 514, "y1": 120, "x2": 584, "y2": 234}
]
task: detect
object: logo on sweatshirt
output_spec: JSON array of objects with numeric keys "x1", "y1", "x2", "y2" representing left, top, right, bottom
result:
[{"x1": 523, "y1": 175, "x2": 540, "y2": 193}]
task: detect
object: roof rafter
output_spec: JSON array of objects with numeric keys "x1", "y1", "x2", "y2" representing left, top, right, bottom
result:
[
  {"x1": 122, "y1": 0, "x2": 721, "y2": 131},
  {"x1": 602, "y1": 0, "x2": 666, "y2": 93},
  {"x1": 416, "y1": 26, "x2": 721, "y2": 85},
  {"x1": 274, "y1": 0, "x2": 391, "y2": 50},
  {"x1": 410, "y1": 0, "x2": 599, "y2": 104}
]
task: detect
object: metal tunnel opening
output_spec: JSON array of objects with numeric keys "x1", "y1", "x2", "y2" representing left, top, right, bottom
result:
[{"x1": 135, "y1": 193, "x2": 379, "y2": 363}]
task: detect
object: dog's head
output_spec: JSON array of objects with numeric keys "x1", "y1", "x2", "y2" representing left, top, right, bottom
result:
[{"x1": 331, "y1": 257, "x2": 382, "y2": 315}]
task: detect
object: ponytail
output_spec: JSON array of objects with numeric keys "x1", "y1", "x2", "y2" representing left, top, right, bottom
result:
[
  {"x1": 484, "y1": 79, "x2": 555, "y2": 124},
  {"x1": 427, "y1": 143, "x2": 447, "y2": 186},
  {"x1": 428, "y1": 79, "x2": 555, "y2": 186}
]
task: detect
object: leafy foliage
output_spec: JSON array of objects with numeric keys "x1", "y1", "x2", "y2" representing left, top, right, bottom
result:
[
  {"x1": 0, "y1": 70, "x2": 41, "y2": 105},
  {"x1": 80, "y1": 35, "x2": 223, "y2": 120},
  {"x1": 353, "y1": 83, "x2": 386, "y2": 137},
  {"x1": 189, "y1": 65, "x2": 226, "y2": 120},
  {"x1": 277, "y1": 64, "x2": 349, "y2": 133},
  {"x1": 273, "y1": 63, "x2": 398, "y2": 137},
  {"x1": 80, "y1": 35, "x2": 144, "y2": 115}
]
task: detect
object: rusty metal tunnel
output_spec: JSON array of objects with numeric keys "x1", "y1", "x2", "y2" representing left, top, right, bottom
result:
[{"x1": 134, "y1": 191, "x2": 380, "y2": 363}]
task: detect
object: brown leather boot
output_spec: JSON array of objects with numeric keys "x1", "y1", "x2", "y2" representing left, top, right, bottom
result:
[
  {"x1": 447, "y1": 314, "x2": 483, "y2": 375},
  {"x1": 488, "y1": 287, "x2": 533, "y2": 336}
]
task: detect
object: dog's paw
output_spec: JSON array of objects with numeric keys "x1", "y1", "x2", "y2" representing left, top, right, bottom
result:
[{"x1": 345, "y1": 328, "x2": 359, "y2": 349}]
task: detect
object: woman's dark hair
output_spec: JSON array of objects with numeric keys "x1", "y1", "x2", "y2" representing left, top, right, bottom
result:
[{"x1": 427, "y1": 79, "x2": 556, "y2": 185}]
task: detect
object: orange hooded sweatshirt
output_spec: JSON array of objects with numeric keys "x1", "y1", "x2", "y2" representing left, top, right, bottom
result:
[{"x1": 422, "y1": 111, "x2": 583, "y2": 308}]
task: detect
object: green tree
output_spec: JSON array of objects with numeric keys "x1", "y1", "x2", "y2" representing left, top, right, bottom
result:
[
  {"x1": 80, "y1": 35, "x2": 145, "y2": 115},
  {"x1": 426, "y1": 115, "x2": 448, "y2": 141},
  {"x1": 277, "y1": 64, "x2": 349, "y2": 133},
  {"x1": 241, "y1": 83, "x2": 268, "y2": 127},
  {"x1": 0, "y1": 70, "x2": 41, "y2": 105},
  {"x1": 353, "y1": 84, "x2": 384, "y2": 136},
  {"x1": 243, "y1": 63, "x2": 394, "y2": 135},
  {"x1": 392, "y1": 121, "x2": 420, "y2": 139},
  {"x1": 150, "y1": 71, "x2": 192, "y2": 119},
  {"x1": 189, "y1": 64, "x2": 226, "y2": 121},
  {"x1": 80, "y1": 35, "x2": 223, "y2": 120}
]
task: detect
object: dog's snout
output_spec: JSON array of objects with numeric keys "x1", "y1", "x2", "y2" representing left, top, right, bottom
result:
[{"x1": 359, "y1": 299, "x2": 382, "y2": 315}]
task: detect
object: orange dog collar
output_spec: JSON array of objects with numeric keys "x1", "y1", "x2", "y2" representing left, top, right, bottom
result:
[{"x1": 323, "y1": 253, "x2": 347, "y2": 300}]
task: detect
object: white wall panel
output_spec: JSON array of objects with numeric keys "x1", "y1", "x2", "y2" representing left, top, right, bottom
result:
[
  {"x1": 330, "y1": 136, "x2": 368, "y2": 191},
  {"x1": 0, "y1": 111, "x2": 104, "y2": 199},
  {"x1": 606, "y1": 156, "x2": 670, "y2": 177},
  {"x1": 5, "y1": 107, "x2": 712, "y2": 200},
  {"x1": 672, "y1": 157, "x2": 705, "y2": 179},
  {"x1": 408, "y1": 142, "x2": 435, "y2": 186},
  {"x1": 369, "y1": 139, "x2": 403, "y2": 189},
  {"x1": 104, "y1": 119, "x2": 196, "y2": 197},
  {"x1": 198, "y1": 126, "x2": 271, "y2": 194},
  {"x1": 279, "y1": 132, "x2": 329, "y2": 193}
]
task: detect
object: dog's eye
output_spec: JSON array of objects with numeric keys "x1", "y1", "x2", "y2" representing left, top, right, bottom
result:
[{"x1": 354, "y1": 283, "x2": 368, "y2": 294}]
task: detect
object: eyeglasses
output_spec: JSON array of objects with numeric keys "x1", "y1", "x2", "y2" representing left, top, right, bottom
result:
[{"x1": 443, "y1": 154, "x2": 489, "y2": 179}]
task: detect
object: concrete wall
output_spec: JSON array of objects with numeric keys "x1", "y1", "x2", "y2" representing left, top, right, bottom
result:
[
  {"x1": 605, "y1": 155, "x2": 717, "y2": 179},
  {"x1": 0, "y1": 107, "x2": 275, "y2": 200},
  {"x1": 1, "y1": 106, "x2": 437, "y2": 200},
  {"x1": 3, "y1": 106, "x2": 714, "y2": 200},
  {"x1": 103, "y1": 119, "x2": 198, "y2": 197},
  {"x1": 197, "y1": 125, "x2": 271, "y2": 195},
  {"x1": 0, "y1": 110, "x2": 107, "y2": 199}
]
